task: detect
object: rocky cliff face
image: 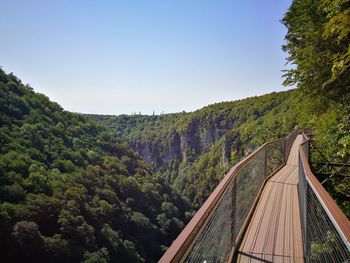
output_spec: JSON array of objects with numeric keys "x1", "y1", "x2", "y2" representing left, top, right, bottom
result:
[
  {"x1": 86, "y1": 90, "x2": 296, "y2": 206},
  {"x1": 86, "y1": 90, "x2": 295, "y2": 189},
  {"x1": 128, "y1": 118, "x2": 231, "y2": 172}
]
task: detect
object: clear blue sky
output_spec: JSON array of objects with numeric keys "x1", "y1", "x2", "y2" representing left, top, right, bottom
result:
[{"x1": 0, "y1": 0, "x2": 292, "y2": 115}]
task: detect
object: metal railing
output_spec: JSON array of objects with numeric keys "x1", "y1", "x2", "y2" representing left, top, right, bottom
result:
[
  {"x1": 298, "y1": 134, "x2": 350, "y2": 262},
  {"x1": 159, "y1": 130, "x2": 298, "y2": 263}
]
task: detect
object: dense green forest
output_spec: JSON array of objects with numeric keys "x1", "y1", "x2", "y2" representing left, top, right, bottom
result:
[
  {"x1": 0, "y1": 69, "x2": 193, "y2": 263},
  {"x1": 87, "y1": 90, "x2": 300, "y2": 207},
  {"x1": 89, "y1": 87, "x2": 349, "y2": 216}
]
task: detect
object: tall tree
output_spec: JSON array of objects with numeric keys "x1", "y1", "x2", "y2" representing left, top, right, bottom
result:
[{"x1": 282, "y1": 0, "x2": 350, "y2": 102}]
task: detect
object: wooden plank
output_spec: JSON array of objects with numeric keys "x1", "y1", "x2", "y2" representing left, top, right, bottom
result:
[
  {"x1": 270, "y1": 165, "x2": 295, "y2": 185},
  {"x1": 285, "y1": 185, "x2": 292, "y2": 257},
  {"x1": 292, "y1": 186, "x2": 304, "y2": 258},
  {"x1": 274, "y1": 184, "x2": 288, "y2": 257},
  {"x1": 263, "y1": 184, "x2": 283, "y2": 256}
]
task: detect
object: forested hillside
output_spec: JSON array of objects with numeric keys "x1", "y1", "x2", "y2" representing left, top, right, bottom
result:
[
  {"x1": 87, "y1": 90, "x2": 301, "y2": 207},
  {"x1": 89, "y1": 87, "x2": 349, "y2": 215},
  {"x1": 0, "y1": 69, "x2": 193, "y2": 263},
  {"x1": 88, "y1": 0, "x2": 350, "y2": 217},
  {"x1": 88, "y1": 90, "x2": 294, "y2": 171}
]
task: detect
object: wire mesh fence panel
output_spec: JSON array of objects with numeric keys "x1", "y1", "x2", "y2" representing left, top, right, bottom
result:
[
  {"x1": 266, "y1": 139, "x2": 285, "y2": 175},
  {"x1": 285, "y1": 130, "x2": 298, "y2": 161},
  {"x1": 305, "y1": 187, "x2": 350, "y2": 262}
]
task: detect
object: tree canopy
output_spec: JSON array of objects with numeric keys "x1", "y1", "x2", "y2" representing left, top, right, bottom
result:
[
  {"x1": 0, "y1": 68, "x2": 193, "y2": 262},
  {"x1": 282, "y1": 0, "x2": 350, "y2": 103}
]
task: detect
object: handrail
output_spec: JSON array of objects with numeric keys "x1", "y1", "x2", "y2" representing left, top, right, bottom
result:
[
  {"x1": 159, "y1": 130, "x2": 298, "y2": 263},
  {"x1": 298, "y1": 133, "x2": 350, "y2": 262}
]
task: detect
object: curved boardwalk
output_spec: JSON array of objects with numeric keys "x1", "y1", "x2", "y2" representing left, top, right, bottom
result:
[{"x1": 237, "y1": 135, "x2": 304, "y2": 262}]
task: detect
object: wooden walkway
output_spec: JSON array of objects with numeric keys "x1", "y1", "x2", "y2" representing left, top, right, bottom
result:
[{"x1": 237, "y1": 135, "x2": 304, "y2": 263}]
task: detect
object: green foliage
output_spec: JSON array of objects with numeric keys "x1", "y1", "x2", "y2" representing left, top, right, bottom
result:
[
  {"x1": 310, "y1": 231, "x2": 338, "y2": 260},
  {"x1": 282, "y1": 0, "x2": 350, "y2": 102},
  {"x1": 87, "y1": 91, "x2": 300, "y2": 207},
  {"x1": 87, "y1": 91, "x2": 298, "y2": 208},
  {"x1": 83, "y1": 248, "x2": 110, "y2": 263},
  {"x1": 0, "y1": 68, "x2": 192, "y2": 262}
]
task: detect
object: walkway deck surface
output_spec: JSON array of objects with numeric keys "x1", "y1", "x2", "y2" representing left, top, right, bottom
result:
[{"x1": 237, "y1": 135, "x2": 304, "y2": 263}]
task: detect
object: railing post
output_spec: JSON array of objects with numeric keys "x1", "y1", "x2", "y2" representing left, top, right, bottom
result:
[
  {"x1": 231, "y1": 177, "x2": 236, "y2": 247},
  {"x1": 284, "y1": 138, "x2": 287, "y2": 163},
  {"x1": 264, "y1": 145, "x2": 268, "y2": 177},
  {"x1": 305, "y1": 183, "x2": 309, "y2": 261}
]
